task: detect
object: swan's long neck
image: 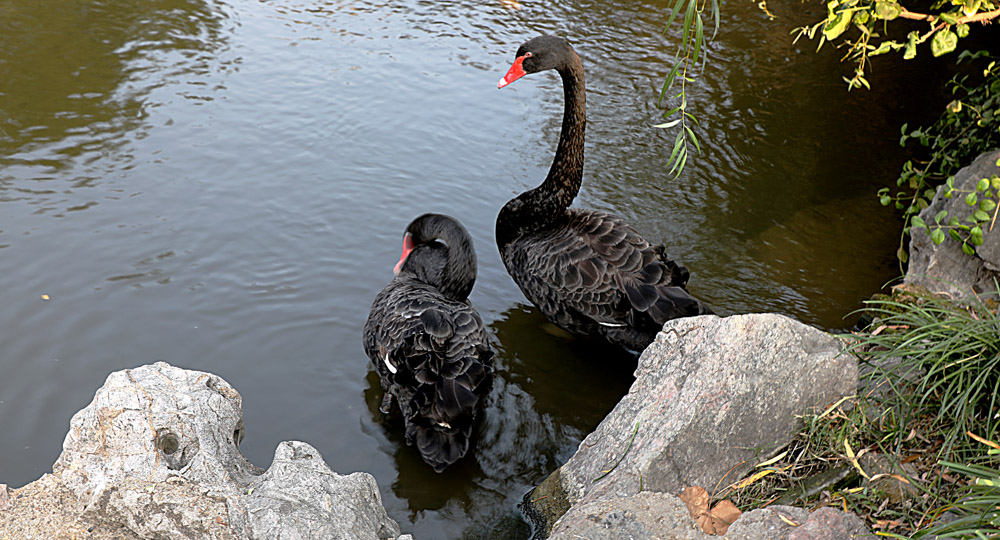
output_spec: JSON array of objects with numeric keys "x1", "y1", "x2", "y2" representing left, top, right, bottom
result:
[
  {"x1": 497, "y1": 53, "x2": 586, "y2": 252},
  {"x1": 540, "y1": 55, "x2": 586, "y2": 208}
]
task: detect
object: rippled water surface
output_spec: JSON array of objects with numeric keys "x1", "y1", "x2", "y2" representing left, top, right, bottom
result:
[{"x1": 0, "y1": 0, "x2": 950, "y2": 537}]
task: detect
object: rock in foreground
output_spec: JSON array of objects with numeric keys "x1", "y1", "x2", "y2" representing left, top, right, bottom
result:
[
  {"x1": 1, "y1": 362, "x2": 406, "y2": 540},
  {"x1": 524, "y1": 313, "x2": 861, "y2": 538}
]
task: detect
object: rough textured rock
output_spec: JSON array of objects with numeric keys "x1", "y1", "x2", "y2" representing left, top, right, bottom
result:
[
  {"x1": 548, "y1": 491, "x2": 710, "y2": 540},
  {"x1": 547, "y1": 492, "x2": 871, "y2": 540},
  {"x1": 732, "y1": 505, "x2": 870, "y2": 540},
  {"x1": 2, "y1": 362, "x2": 405, "y2": 540},
  {"x1": 525, "y1": 313, "x2": 857, "y2": 536},
  {"x1": 906, "y1": 148, "x2": 1000, "y2": 297}
]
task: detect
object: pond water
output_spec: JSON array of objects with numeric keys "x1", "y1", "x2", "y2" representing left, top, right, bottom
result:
[{"x1": 0, "y1": 0, "x2": 951, "y2": 537}]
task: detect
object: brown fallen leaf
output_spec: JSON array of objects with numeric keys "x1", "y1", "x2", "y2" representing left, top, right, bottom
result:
[{"x1": 680, "y1": 486, "x2": 743, "y2": 535}]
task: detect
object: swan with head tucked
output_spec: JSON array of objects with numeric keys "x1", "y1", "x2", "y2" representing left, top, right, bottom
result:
[
  {"x1": 495, "y1": 35, "x2": 713, "y2": 352},
  {"x1": 363, "y1": 213, "x2": 494, "y2": 472}
]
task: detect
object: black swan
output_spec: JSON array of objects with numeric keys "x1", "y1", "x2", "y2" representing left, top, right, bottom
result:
[
  {"x1": 363, "y1": 213, "x2": 494, "y2": 472},
  {"x1": 496, "y1": 35, "x2": 713, "y2": 352}
]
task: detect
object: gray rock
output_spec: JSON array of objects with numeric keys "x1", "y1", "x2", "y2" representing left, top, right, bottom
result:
[
  {"x1": 730, "y1": 505, "x2": 870, "y2": 540},
  {"x1": 526, "y1": 313, "x2": 857, "y2": 536},
  {"x1": 46, "y1": 362, "x2": 403, "y2": 540},
  {"x1": 906, "y1": 148, "x2": 1000, "y2": 297},
  {"x1": 548, "y1": 492, "x2": 871, "y2": 540},
  {"x1": 548, "y1": 491, "x2": 712, "y2": 540},
  {"x1": 785, "y1": 506, "x2": 871, "y2": 539},
  {"x1": 247, "y1": 441, "x2": 401, "y2": 540}
]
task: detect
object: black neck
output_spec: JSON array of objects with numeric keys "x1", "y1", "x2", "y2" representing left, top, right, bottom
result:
[{"x1": 497, "y1": 52, "x2": 586, "y2": 251}]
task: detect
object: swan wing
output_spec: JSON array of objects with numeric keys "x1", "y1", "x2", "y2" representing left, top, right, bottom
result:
[{"x1": 503, "y1": 209, "x2": 702, "y2": 331}]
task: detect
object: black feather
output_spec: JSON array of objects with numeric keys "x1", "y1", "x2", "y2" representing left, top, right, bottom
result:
[
  {"x1": 496, "y1": 33, "x2": 712, "y2": 352},
  {"x1": 363, "y1": 214, "x2": 494, "y2": 472}
]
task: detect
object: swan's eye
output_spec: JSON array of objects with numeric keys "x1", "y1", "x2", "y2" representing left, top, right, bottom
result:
[{"x1": 524, "y1": 52, "x2": 533, "y2": 58}]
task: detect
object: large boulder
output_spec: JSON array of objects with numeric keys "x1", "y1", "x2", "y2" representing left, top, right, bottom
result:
[
  {"x1": 1, "y1": 362, "x2": 407, "y2": 540},
  {"x1": 524, "y1": 313, "x2": 859, "y2": 538},
  {"x1": 906, "y1": 148, "x2": 1000, "y2": 297}
]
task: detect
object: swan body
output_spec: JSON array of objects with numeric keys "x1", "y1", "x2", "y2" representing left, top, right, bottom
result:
[
  {"x1": 363, "y1": 213, "x2": 493, "y2": 472},
  {"x1": 496, "y1": 35, "x2": 712, "y2": 352}
]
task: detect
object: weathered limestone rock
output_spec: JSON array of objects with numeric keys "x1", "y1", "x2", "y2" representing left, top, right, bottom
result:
[
  {"x1": 525, "y1": 313, "x2": 858, "y2": 537},
  {"x1": 906, "y1": 148, "x2": 1000, "y2": 297},
  {"x1": 3, "y1": 362, "x2": 405, "y2": 540}
]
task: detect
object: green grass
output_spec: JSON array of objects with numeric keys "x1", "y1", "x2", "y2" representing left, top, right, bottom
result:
[{"x1": 721, "y1": 286, "x2": 1000, "y2": 538}]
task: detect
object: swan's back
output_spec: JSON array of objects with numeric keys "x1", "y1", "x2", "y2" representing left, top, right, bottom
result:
[{"x1": 501, "y1": 208, "x2": 712, "y2": 351}]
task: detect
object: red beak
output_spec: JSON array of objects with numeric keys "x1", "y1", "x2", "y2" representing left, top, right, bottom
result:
[
  {"x1": 498, "y1": 55, "x2": 528, "y2": 89},
  {"x1": 393, "y1": 233, "x2": 415, "y2": 275}
]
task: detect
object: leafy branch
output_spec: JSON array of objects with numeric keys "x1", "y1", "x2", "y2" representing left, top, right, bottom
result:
[
  {"x1": 877, "y1": 51, "x2": 1000, "y2": 263},
  {"x1": 792, "y1": 0, "x2": 1000, "y2": 90},
  {"x1": 657, "y1": 0, "x2": 721, "y2": 176}
]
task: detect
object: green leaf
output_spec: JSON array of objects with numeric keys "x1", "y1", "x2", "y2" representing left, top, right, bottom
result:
[
  {"x1": 932, "y1": 228, "x2": 946, "y2": 245},
  {"x1": 684, "y1": 125, "x2": 702, "y2": 153},
  {"x1": 874, "y1": 1, "x2": 902, "y2": 19},
  {"x1": 950, "y1": 229, "x2": 963, "y2": 241},
  {"x1": 667, "y1": 131, "x2": 684, "y2": 169},
  {"x1": 897, "y1": 245, "x2": 909, "y2": 262},
  {"x1": 658, "y1": 63, "x2": 682, "y2": 103},
  {"x1": 655, "y1": 119, "x2": 682, "y2": 129},
  {"x1": 692, "y1": 14, "x2": 704, "y2": 64},
  {"x1": 961, "y1": 0, "x2": 981, "y2": 16},
  {"x1": 870, "y1": 41, "x2": 893, "y2": 56},
  {"x1": 931, "y1": 29, "x2": 959, "y2": 57},
  {"x1": 904, "y1": 31, "x2": 919, "y2": 60},
  {"x1": 966, "y1": 192, "x2": 979, "y2": 206},
  {"x1": 980, "y1": 199, "x2": 996, "y2": 212},
  {"x1": 935, "y1": 210, "x2": 948, "y2": 224},
  {"x1": 823, "y1": 10, "x2": 852, "y2": 40},
  {"x1": 682, "y1": 0, "x2": 697, "y2": 51},
  {"x1": 957, "y1": 23, "x2": 970, "y2": 38},
  {"x1": 974, "y1": 210, "x2": 991, "y2": 221},
  {"x1": 664, "y1": 0, "x2": 689, "y2": 33},
  {"x1": 977, "y1": 177, "x2": 991, "y2": 192},
  {"x1": 939, "y1": 11, "x2": 961, "y2": 25},
  {"x1": 962, "y1": 242, "x2": 976, "y2": 255},
  {"x1": 911, "y1": 215, "x2": 927, "y2": 229}
]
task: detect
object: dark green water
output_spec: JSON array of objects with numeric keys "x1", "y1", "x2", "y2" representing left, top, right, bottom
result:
[{"x1": 0, "y1": 0, "x2": 951, "y2": 537}]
